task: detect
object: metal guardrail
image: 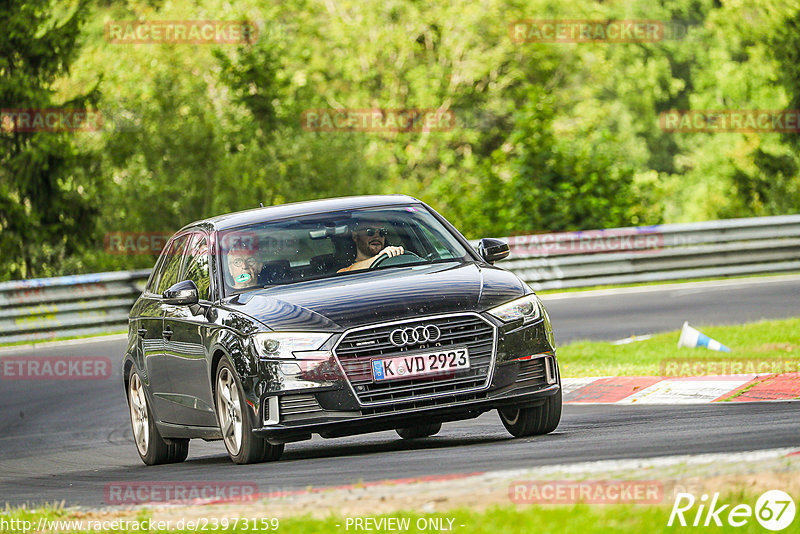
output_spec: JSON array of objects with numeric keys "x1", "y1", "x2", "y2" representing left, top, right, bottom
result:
[
  {"x1": 1, "y1": 215, "x2": 798, "y2": 344},
  {"x1": 496, "y1": 214, "x2": 800, "y2": 291},
  {"x1": 0, "y1": 270, "x2": 150, "y2": 344}
]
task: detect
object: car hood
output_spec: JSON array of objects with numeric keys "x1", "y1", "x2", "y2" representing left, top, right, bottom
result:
[{"x1": 221, "y1": 262, "x2": 527, "y2": 331}]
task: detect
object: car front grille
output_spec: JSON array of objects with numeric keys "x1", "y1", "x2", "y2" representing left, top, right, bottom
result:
[
  {"x1": 360, "y1": 391, "x2": 488, "y2": 416},
  {"x1": 333, "y1": 313, "x2": 496, "y2": 406}
]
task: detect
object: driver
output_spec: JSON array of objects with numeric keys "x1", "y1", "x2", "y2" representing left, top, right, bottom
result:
[{"x1": 338, "y1": 220, "x2": 404, "y2": 272}]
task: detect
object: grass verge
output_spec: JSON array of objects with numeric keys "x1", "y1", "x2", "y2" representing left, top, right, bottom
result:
[
  {"x1": 0, "y1": 499, "x2": 789, "y2": 533},
  {"x1": 558, "y1": 317, "x2": 800, "y2": 377}
]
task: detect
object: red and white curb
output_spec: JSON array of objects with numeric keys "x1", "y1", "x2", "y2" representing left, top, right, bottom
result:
[{"x1": 563, "y1": 373, "x2": 800, "y2": 404}]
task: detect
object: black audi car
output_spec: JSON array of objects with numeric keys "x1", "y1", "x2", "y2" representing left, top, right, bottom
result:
[{"x1": 123, "y1": 195, "x2": 561, "y2": 465}]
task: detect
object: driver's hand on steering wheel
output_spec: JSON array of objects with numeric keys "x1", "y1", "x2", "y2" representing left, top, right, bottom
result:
[{"x1": 378, "y1": 245, "x2": 404, "y2": 260}]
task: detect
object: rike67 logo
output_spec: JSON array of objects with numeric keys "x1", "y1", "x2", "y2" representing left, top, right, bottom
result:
[{"x1": 669, "y1": 490, "x2": 796, "y2": 530}]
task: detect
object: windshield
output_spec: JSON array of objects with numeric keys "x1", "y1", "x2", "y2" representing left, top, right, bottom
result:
[{"x1": 217, "y1": 205, "x2": 472, "y2": 295}]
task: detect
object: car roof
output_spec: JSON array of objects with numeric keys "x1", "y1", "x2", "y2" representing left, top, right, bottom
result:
[{"x1": 179, "y1": 195, "x2": 423, "y2": 233}]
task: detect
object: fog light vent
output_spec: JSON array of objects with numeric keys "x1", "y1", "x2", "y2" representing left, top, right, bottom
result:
[
  {"x1": 263, "y1": 396, "x2": 280, "y2": 425},
  {"x1": 544, "y1": 356, "x2": 558, "y2": 384}
]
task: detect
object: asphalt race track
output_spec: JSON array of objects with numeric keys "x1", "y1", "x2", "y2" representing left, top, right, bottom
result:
[{"x1": 1, "y1": 277, "x2": 798, "y2": 508}]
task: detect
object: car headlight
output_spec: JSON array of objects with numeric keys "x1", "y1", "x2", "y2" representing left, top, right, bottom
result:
[
  {"x1": 488, "y1": 295, "x2": 541, "y2": 324},
  {"x1": 251, "y1": 332, "x2": 332, "y2": 359}
]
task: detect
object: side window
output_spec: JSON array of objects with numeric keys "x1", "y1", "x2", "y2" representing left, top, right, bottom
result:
[
  {"x1": 156, "y1": 234, "x2": 190, "y2": 294},
  {"x1": 183, "y1": 234, "x2": 211, "y2": 300},
  {"x1": 145, "y1": 237, "x2": 172, "y2": 293},
  {"x1": 145, "y1": 253, "x2": 166, "y2": 293}
]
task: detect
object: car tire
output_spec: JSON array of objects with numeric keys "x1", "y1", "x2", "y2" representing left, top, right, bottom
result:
[
  {"x1": 215, "y1": 359, "x2": 284, "y2": 464},
  {"x1": 396, "y1": 422, "x2": 442, "y2": 439},
  {"x1": 128, "y1": 371, "x2": 189, "y2": 465},
  {"x1": 498, "y1": 388, "x2": 562, "y2": 438}
]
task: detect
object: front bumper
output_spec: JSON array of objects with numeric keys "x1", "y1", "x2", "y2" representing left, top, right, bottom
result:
[
  {"x1": 250, "y1": 310, "x2": 559, "y2": 443},
  {"x1": 253, "y1": 381, "x2": 560, "y2": 443}
]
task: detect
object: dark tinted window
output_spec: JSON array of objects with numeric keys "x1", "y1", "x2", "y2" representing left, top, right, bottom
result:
[
  {"x1": 182, "y1": 234, "x2": 211, "y2": 300},
  {"x1": 145, "y1": 253, "x2": 166, "y2": 293},
  {"x1": 156, "y1": 234, "x2": 190, "y2": 293},
  {"x1": 217, "y1": 205, "x2": 470, "y2": 294}
]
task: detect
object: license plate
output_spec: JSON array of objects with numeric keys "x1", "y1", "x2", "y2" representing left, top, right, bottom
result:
[{"x1": 371, "y1": 347, "x2": 470, "y2": 382}]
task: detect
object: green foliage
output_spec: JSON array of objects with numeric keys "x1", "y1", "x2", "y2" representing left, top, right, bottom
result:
[{"x1": 0, "y1": 0, "x2": 98, "y2": 279}]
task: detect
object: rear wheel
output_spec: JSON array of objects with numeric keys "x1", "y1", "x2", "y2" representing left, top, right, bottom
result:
[
  {"x1": 128, "y1": 371, "x2": 189, "y2": 465},
  {"x1": 498, "y1": 388, "x2": 562, "y2": 438},
  {"x1": 396, "y1": 422, "x2": 442, "y2": 439},
  {"x1": 215, "y1": 359, "x2": 284, "y2": 464}
]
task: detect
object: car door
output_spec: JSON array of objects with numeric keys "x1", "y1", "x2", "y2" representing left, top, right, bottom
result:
[
  {"x1": 141, "y1": 235, "x2": 189, "y2": 421},
  {"x1": 161, "y1": 232, "x2": 217, "y2": 427}
]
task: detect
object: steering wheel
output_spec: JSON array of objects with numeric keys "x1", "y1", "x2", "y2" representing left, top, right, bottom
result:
[{"x1": 369, "y1": 251, "x2": 422, "y2": 269}]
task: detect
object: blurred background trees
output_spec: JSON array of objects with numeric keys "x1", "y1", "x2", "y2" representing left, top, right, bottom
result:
[
  {"x1": 0, "y1": 0, "x2": 99, "y2": 279},
  {"x1": 1, "y1": 0, "x2": 798, "y2": 279}
]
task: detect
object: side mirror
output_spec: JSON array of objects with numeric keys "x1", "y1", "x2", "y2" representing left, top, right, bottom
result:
[
  {"x1": 478, "y1": 238, "x2": 510, "y2": 264},
  {"x1": 163, "y1": 280, "x2": 199, "y2": 306}
]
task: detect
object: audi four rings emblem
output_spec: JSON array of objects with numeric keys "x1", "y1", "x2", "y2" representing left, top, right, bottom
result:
[{"x1": 389, "y1": 325, "x2": 441, "y2": 347}]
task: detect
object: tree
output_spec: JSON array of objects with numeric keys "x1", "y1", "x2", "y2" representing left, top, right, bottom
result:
[{"x1": 0, "y1": 0, "x2": 99, "y2": 280}]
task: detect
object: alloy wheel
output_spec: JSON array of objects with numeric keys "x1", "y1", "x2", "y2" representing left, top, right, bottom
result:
[
  {"x1": 216, "y1": 367, "x2": 243, "y2": 455},
  {"x1": 129, "y1": 373, "x2": 150, "y2": 456}
]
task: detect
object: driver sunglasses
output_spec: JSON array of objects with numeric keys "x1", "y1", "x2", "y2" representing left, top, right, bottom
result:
[{"x1": 360, "y1": 227, "x2": 388, "y2": 237}]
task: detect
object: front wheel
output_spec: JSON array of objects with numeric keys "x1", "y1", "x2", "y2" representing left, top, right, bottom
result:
[
  {"x1": 128, "y1": 371, "x2": 189, "y2": 465},
  {"x1": 215, "y1": 359, "x2": 284, "y2": 464},
  {"x1": 498, "y1": 388, "x2": 562, "y2": 438},
  {"x1": 396, "y1": 422, "x2": 442, "y2": 439}
]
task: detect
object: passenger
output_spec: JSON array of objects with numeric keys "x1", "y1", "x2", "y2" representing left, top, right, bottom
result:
[
  {"x1": 338, "y1": 221, "x2": 404, "y2": 272},
  {"x1": 226, "y1": 241, "x2": 262, "y2": 289}
]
